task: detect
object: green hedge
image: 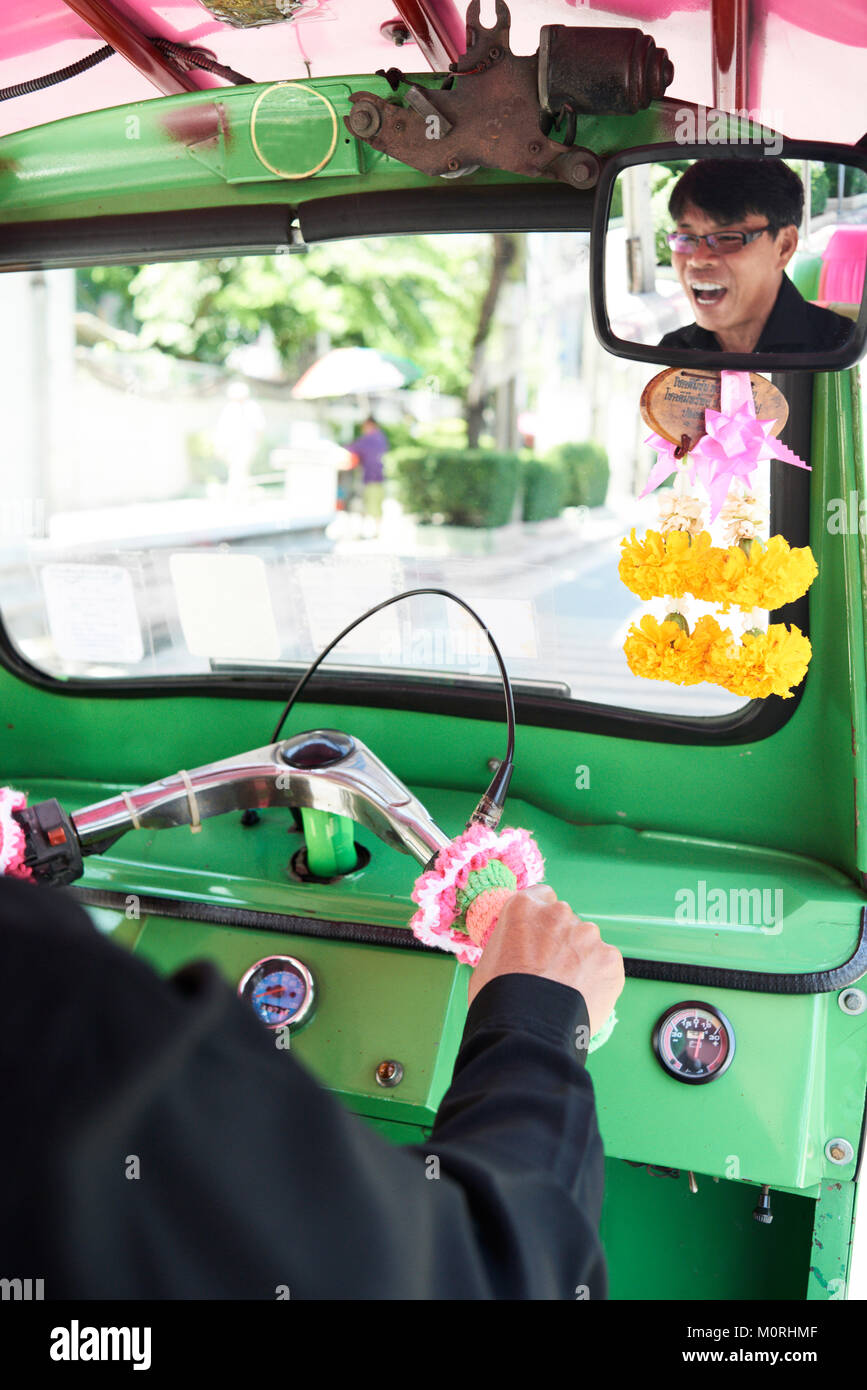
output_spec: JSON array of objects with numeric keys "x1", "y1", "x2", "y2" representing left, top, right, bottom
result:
[
  {"x1": 810, "y1": 165, "x2": 829, "y2": 217},
  {"x1": 543, "y1": 442, "x2": 610, "y2": 508},
  {"x1": 522, "y1": 457, "x2": 565, "y2": 521},
  {"x1": 387, "y1": 446, "x2": 520, "y2": 527},
  {"x1": 824, "y1": 164, "x2": 867, "y2": 199},
  {"x1": 845, "y1": 165, "x2": 867, "y2": 196}
]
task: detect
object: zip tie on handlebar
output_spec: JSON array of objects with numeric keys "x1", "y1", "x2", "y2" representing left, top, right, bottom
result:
[
  {"x1": 178, "y1": 770, "x2": 203, "y2": 834},
  {"x1": 121, "y1": 792, "x2": 142, "y2": 832},
  {"x1": 0, "y1": 787, "x2": 33, "y2": 878},
  {"x1": 409, "y1": 824, "x2": 545, "y2": 967}
]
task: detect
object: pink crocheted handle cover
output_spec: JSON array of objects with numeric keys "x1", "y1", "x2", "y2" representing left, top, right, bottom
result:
[
  {"x1": 409, "y1": 824, "x2": 544, "y2": 966},
  {"x1": 0, "y1": 788, "x2": 32, "y2": 879}
]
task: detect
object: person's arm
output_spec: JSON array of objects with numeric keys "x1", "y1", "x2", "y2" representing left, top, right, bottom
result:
[
  {"x1": 424, "y1": 971, "x2": 609, "y2": 1299},
  {"x1": 0, "y1": 878, "x2": 619, "y2": 1300}
]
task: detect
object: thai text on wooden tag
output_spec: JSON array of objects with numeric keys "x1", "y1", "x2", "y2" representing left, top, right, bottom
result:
[{"x1": 640, "y1": 369, "x2": 789, "y2": 449}]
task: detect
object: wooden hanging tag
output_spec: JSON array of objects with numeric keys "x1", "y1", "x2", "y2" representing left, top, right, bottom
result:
[{"x1": 640, "y1": 369, "x2": 789, "y2": 449}]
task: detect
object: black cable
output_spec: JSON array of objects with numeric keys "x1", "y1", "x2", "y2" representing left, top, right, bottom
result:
[
  {"x1": 0, "y1": 38, "x2": 253, "y2": 105},
  {"x1": 269, "y1": 588, "x2": 516, "y2": 828},
  {"x1": 0, "y1": 45, "x2": 114, "y2": 102},
  {"x1": 151, "y1": 38, "x2": 253, "y2": 87}
]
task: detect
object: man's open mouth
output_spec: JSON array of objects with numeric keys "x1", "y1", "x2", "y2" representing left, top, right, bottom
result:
[{"x1": 689, "y1": 281, "x2": 727, "y2": 305}]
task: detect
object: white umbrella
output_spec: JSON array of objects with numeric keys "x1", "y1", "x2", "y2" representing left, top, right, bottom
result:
[{"x1": 291, "y1": 347, "x2": 422, "y2": 399}]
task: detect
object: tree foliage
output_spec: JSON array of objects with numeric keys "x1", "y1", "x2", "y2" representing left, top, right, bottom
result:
[{"x1": 76, "y1": 234, "x2": 491, "y2": 398}]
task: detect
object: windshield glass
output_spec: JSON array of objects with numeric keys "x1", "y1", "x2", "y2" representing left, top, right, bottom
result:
[{"x1": 0, "y1": 232, "x2": 777, "y2": 717}]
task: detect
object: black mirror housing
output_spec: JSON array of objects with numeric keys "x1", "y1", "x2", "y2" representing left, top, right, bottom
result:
[{"x1": 590, "y1": 139, "x2": 867, "y2": 371}]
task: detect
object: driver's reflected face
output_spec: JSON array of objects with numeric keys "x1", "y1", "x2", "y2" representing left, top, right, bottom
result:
[{"x1": 672, "y1": 202, "x2": 798, "y2": 350}]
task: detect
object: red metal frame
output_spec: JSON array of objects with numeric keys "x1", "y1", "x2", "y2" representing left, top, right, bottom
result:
[
  {"x1": 61, "y1": 0, "x2": 202, "y2": 95},
  {"x1": 711, "y1": 0, "x2": 749, "y2": 112},
  {"x1": 391, "y1": 0, "x2": 466, "y2": 70}
]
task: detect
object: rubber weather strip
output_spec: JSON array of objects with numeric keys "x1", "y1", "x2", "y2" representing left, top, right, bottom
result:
[{"x1": 67, "y1": 889, "x2": 867, "y2": 993}]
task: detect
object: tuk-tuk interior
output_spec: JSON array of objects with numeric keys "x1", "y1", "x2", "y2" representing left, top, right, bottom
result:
[{"x1": 0, "y1": 0, "x2": 866, "y2": 1304}]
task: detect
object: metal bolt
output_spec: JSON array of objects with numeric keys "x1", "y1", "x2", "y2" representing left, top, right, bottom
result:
[
  {"x1": 375, "y1": 1059, "x2": 404, "y2": 1088},
  {"x1": 487, "y1": 757, "x2": 502, "y2": 773},
  {"x1": 825, "y1": 1137, "x2": 854, "y2": 1165},
  {"x1": 447, "y1": 156, "x2": 461, "y2": 171},
  {"x1": 348, "y1": 102, "x2": 381, "y2": 137},
  {"x1": 488, "y1": 46, "x2": 501, "y2": 61},
  {"x1": 838, "y1": 987, "x2": 867, "y2": 1015},
  {"x1": 380, "y1": 20, "x2": 410, "y2": 46},
  {"x1": 568, "y1": 162, "x2": 591, "y2": 186},
  {"x1": 394, "y1": 119, "x2": 405, "y2": 133},
  {"x1": 528, "y1": 141, "x2": 542, "y2": 155}
]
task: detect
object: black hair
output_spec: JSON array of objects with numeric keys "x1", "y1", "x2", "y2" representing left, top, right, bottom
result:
[{"x1": 668, "y1": 160, "x2": 804, "y2": 235}]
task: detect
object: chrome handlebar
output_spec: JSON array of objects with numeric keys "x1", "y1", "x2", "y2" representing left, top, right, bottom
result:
[{"x1": 71, "y1": 729, "x2": 451, "y2": 869}]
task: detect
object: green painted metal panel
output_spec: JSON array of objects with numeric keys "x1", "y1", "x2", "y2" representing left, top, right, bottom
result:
[
  {"x1": 79, "y1": 903, "x2": 848, "y2": 1295},
  {"x1": 120, "y1": 912, "x2": 469, "y2": 1127},
  {"x1": 38, "y1": 778, "x2": 864, "y2": 974},
  {"x1": 354, "y1": 1115, "x2": 431, "y2": 1146},
  {"x1": 64, "y1": 774, "x2": 865, "y2": 1191},
  {"x1": 807, "y1": 1181, "x2": 856, "y2": 1299},
  {"x1": 0, "y1": 87, "x2": 676, "y2": 223},
  {"x1": 601, "y1": 1161, "x2": 816, "y2": 1300}
]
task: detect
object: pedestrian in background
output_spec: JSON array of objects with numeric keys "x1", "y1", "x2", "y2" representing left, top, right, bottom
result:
[{"x1": 345, "y1": 416, "x2": 389, "y2": 535}]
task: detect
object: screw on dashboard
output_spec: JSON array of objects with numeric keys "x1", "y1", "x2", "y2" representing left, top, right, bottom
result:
[{"x1": 375, "y1": 1059, "x2": 404, "y2": 1088}]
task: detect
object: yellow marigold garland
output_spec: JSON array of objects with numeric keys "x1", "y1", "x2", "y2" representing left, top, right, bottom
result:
[
  {"x1": 618, "y1": 529, "x2": 709, "y2": 600},
  {"x1": 619, "y1": 530, "x2": 817, "y2": 611},
  {"x1": 727, "y1": 624, "x2": 813, "y2": 699},
  {"x1": 624, "y1": 614, "x2": 811, "y2": 699}
]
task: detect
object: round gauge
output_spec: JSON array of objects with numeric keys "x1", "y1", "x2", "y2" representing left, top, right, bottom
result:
[
  {"x1": 652, "y1": 1001, "x2": 735, "y2": 1084},
  {"x1": 239, "y1": 955, "x2": 315, "y2": 1031}
]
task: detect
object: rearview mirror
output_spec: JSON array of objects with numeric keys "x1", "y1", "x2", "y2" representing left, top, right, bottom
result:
[{"x1": 590, "y1": 141, "x2": 867, "y2": 370}]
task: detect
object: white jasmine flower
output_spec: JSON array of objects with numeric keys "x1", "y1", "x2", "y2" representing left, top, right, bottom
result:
[
  {"x1": 719, "y1": 489, "x2": 767, "y2": 546},
  {"x1": 657, "y1": 490, "x2": 705, "y2": 535}
]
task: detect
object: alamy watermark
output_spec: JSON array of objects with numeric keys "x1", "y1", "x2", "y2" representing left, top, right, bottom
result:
[
  {"x1": 379, "y1": 625, "x2": 490, "y2": 676},
  {"x1": 50, "y1": 1322, "x2": 151, "y2": 1371},
  {"x1": 673, "y1": 106, "x2": 783, "y2": 157},
  {"x1": 675, "y1": 880, "x2": 783, "y2": 933},
  {"x1": 1, "y1": 1276, "x2": 44, "y2": 1300},
  {"x1": 827, "y1": 492, "x2": 867, "y2": 534}
]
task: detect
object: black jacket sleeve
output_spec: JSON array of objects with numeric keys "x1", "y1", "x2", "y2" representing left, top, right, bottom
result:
[{"x1": 0, "y1": 877, "x2": 607, "y2": 1300}]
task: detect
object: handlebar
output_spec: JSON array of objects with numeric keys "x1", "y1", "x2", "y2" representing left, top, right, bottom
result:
[{"x1": 13, "y1": 729, "x2": 452, "y2": 886}]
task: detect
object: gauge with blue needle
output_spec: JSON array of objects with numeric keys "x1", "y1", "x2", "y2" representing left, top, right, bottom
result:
[{"x1": 239, "y1": 955, "x2": 315, "y2": 1030}]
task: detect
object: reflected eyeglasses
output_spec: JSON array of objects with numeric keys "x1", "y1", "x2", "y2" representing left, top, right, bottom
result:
[{"x1": 667, "y1": 227, "x2": 772, "y2": 254}]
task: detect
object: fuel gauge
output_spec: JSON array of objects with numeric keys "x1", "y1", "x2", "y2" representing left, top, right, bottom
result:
[
  {"x1": 652, "y1": 1001, "x2": 734, "y2": 1084},
  {"x1": 239, "y1": 955, "x2": 315, "y2": 1031}
]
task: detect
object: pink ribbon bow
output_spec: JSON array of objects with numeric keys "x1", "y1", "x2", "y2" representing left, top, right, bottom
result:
[{"x1": 642, "y1": 371, "x2": 810, "y2": 521}]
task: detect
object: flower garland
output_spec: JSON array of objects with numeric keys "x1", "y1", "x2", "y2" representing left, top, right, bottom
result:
[
  {"x1": 619, "y1": 529, "x2": 818, "y2": 611},
  {"x1": 623, "y1": 614, "x2": 812, "y2": 699},
  {"x1": 622, "y1": 371, "x2": 815, "y2": 701}
]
